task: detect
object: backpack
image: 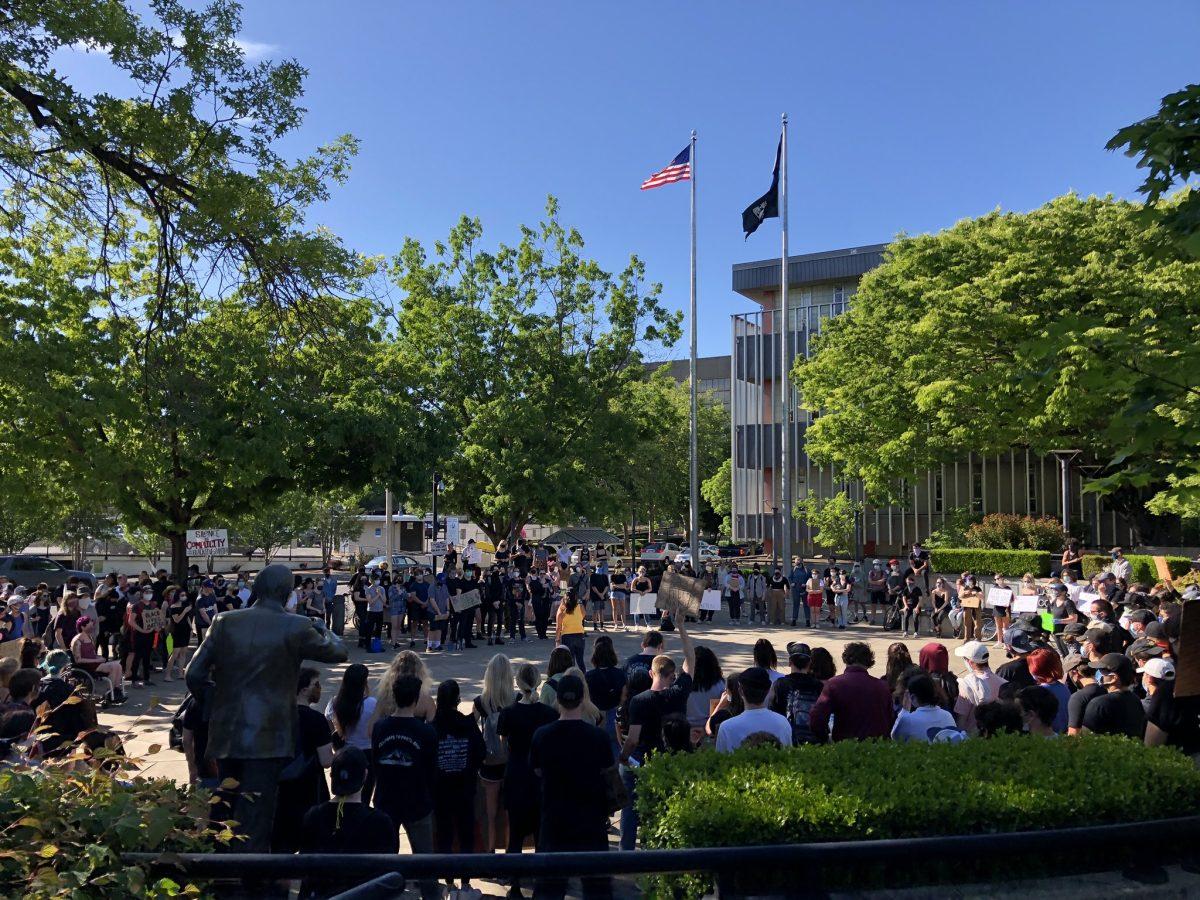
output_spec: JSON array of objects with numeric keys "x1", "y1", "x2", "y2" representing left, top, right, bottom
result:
[
  {"x1": 481, "y1": 704, "x2": 507, "y2": 766},
  {"x1": 784, "y1": 681, "x2": 820, "y2": 746}
]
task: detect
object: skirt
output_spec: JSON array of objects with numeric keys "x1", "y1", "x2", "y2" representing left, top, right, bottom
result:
[{"x1": 806, "y1": 591, "x2": 824, "y2": 608}]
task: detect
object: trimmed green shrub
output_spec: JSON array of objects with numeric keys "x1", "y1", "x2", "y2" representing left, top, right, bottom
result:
[
  {"x1": 1080, "y1": 553, "x2": 1192, "y2": 584},
  {"x1": 964, "y1": 513, "x2": 1067, "y2": 551},
  {"x1": 930, "y1": 548, "x2": 1051, "y2": 577},
  {"x1": 637, "y1": 735, "x2": 1200, "y2": 896},
  {"x1": 0, "y1": 762, "x2": 231, "y2": 898}
]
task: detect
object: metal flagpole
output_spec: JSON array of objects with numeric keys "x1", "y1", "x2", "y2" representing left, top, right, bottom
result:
[
  {"x1": 779, "y1": 114, "x2": 792, "y2": 571},
  {"x1": 688, "y1": 130, "x2": 701, "y2": 576}
]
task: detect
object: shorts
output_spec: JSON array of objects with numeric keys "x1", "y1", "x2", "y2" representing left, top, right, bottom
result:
[
  {"x1": 480, "y1": 762, "x2": 506, "y2": 781},
  {"x1": 407, "y1": 601, "x2": 428, "y2": 623},
  {"x1": 590, "y1": 597, "x2": 608, "y2": 613},
  {"x1": 806, "y1": 591, "x2": 824, "y2": 608},
  {"x1": 388, "y1": 597, "x2": 406, "y2": 617}
]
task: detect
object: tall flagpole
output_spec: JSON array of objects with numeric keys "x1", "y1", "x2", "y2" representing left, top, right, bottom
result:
[
  {"x1": 779, "y1": 113, "x2": 792, "y2": 573},
  {"x1": 688, "y1": 130, "x2": 700, "y2": 576}
]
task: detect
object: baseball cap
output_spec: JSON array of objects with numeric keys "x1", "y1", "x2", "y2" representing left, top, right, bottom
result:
[
  {"x1": 1062, "y1": 622, "x2": 1087, "y2": 638},
  {"x1": 1127, "y1": 636, "x2": 1165, "y2": 660},
  {"x1": 1013, "y1": 615, "x2": 1048, "y2": 635},
  {"x1": 1137, "y1": 658, "x2": 1176, "y2": 680},
  {"x1": 1145, "y1": 621, "x2": 1168, "y2": 641},
  {"x1": 1063, "y1": 653, "x2": 1090, "y2": 674},
  {"x1": 1083, "y1": 628, "x2": 1111, "y2": 648},
  {"x1": 1047, "y1": 582, "x2": 1067, "y2": 594},
  {"x1": 330, "y1": 746, "x2": 369, "y2": 796},
  {"x1": 1003, "y1": 627, "x2": 1036, "y2": 655},
  {"x1": 954, "y1": 641, "x2": 990, "y2": 664},
  {"x1": 786, "y1": 642, "x2": 812, "y2": 664},
  {"x1": 1093, "y1": 653, "x2": 1134, "y2": 680},
  {"x1": 555, "y1": 674, "x2": 584, "y2": 708}
]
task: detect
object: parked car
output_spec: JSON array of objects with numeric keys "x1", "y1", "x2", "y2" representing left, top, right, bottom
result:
[
  {"x1": 365, "y1": 554, "x2": 423, "y2": 579},
  {"x1": 676, "y1": 542, "x2": 720, "y2": 566},
  {"x1": 639, "y1": 541, "x2": 681, "y2": 562},
  {"x1": 716, "y1": 542, "x2": 760, "y2": 558},
  {"x1": 0, "y1": 555, "x2": 96, "y2": 592}
]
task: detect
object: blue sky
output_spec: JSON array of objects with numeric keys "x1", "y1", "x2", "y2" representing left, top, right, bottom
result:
[{"x1": 66, "y1": 2, "x2": 1200, "y2": 357}]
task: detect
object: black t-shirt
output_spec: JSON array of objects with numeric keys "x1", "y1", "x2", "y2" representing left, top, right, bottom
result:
[
  {"x1": 299, "y1": 802, "x2": 398, "y2": 890},
  {"x1": 514, "y1": 552, "x2": 532, "y2": 577},
  {"x1": 589, "y1": 572, "x2": 609, "y2": 598},
  {"x1": 371, "y1": 715, "x2": 438, "y2": 825},
  {"x1": 586, "y1": 666, "x2": 627, "y2": 712},
  {"x1": 909, "y1": 549, "x2": 930, "y2": 571},
  {"x1": 1083, "y1": 689, "x2": 1147, "y2": 738},
  {"x1": 529, "y1": 719, "x2": 614, "y2": 849},
  {"x1": 434, "y1": 710, "x2": 485, "y2": 784},
  {"x1": 497, "y1": 700, "x2": 559, "y2": 809},
  {"x1": 768, "y1": 575, "x2": 789, "y2": 591},
  {"x1": 623, "y1": 651, "x2": 657, "y2": 678},
  {"x1": 901, "y1": 585, "x2": 923, "y2": 607},
  {"x1": 289, "y1": 705, "x2": 334, "y2": 803},
  {"x1": 886, "y1": 573, "x2": 905, "y2": 596},
  {"x1": 1067, "y1": 682, "x2": 1104, "y2": 731},
  {"x1": 1146, "y1": 687, "x2": 1200, "y2": 754},
  {"x1": 997, "y1": 657, "x2": 1035, "y2": 690},
  {"x1": 627, "y1": 673, "x2": 693, "y2": 759}
]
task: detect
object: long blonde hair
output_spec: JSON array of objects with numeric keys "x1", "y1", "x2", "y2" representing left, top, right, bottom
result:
[
  {"x1": 480, "y1": 654, "x2": 515, "y2": 715},
  {"x1": 376, "y1": 650, "x2": 432, "y2": 717},
  {"x1": 564, "y1": 666, "x2": 603, "y2": 726}
]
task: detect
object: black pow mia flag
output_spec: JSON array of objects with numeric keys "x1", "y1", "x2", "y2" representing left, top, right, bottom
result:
[{"x1": 742, "y1": 137, "x2": 781, "y2": 238}]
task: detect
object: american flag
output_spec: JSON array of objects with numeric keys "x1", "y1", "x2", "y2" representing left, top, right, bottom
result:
[{"x1": 641, "y1": 144, "x2": 691, "y2": 190}]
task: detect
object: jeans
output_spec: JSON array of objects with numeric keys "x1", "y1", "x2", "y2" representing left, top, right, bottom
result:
[
  {"x1": 835, "y1": 595, "x2": 849, "y2": 627},
  {"x1": 400, "y1": 813, "x2": 440, "y2": 900},
  {"x1": 791, "y1": 588, "x2": 806, "y2": 625},
  {"x1": 619, "y1": 764, "x2": 638, "y2": 850},
  {"x1": 483, "y1": 600, "x2": 502, "y2": 639},
  {"x1": 562, "y1": 633, "x2": 585, "y2": 670},
  {"x1": 507, "y1": 600, "x2": 526, "y2": 639},
  {"x1": 901, "y1": 605, "x2": 920, "y2": 634},
  {"x1": 366, "y1": 609, "x2": 383, "y2": 645}
]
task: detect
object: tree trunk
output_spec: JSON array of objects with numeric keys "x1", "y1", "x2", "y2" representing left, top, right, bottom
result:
[{"x1": 168, "y1": 531, "x2": 188, "y2": 581}]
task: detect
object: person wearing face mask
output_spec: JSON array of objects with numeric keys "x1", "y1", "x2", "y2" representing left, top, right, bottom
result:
[
  {"x1": 957, "y1": 573, "x2": 984, "y2": 642},
  {"x1": 746, "y1": 565, "x2": 767, "y2": 626},
  {"x1": 125, "y1": 586, "x2": 157, "y2": 688},
  {"x1": 885, "y1": 560, "x2": 905, "y2": 624},
  {"x1": 1082, "y1": 653, "x2": 1146, "y2": 738},
  {"x1": 1108, "y1": 547, "x2": 1132, "y2": 583},
  {"x1": 1064, "y1": 653, "x2": 1102, "y2": 736},
  {"x1": 765, "y1": 567, "x2": 789, "y2": 627},
  {"x1": 789, "y1": 557, "x2": 809, "y2": 628}
]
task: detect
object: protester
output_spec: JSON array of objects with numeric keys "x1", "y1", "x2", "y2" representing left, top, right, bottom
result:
[
  {"x1": 752, "y1": 639, "x2": 783, "y2": 682},
  {"x1": 376, "y1": 650, "x2": 436, "y2": 720},
  {"x1": 768, "y1": 643, "x2": 823, "y2": 745},
  {"x1": 432, "y1": 679, "x2": 484, "y2": 886},
  {"x1": 957, "y1": 572, "x2": 984, "y2": 643},
  {"x1": 686, "y1": 645, "x2": 725, "y2": 744},
  {"x1": 1027, "y1": 647, "x2": 1070, "y2": 734},
  {"x1": 917, "y1": 642, "x2": 959, "y2": 712},
  {"x1": 975, "y1": 700, "x2": 1023, "y2": 737},
  {"x1": 326, "y1": 663, "x2": 378, "y2": 797},
  {"x1": 953, "y1": 641, "x2": 1006, "y2": 735},
  {"x1": 274, "y1": 668, "x2": 335, "y2": 853},
  {"x1": 586, "y1": 636, "x2": 628, "y2": 753},
  {"x1": 556, "y1": 588, "x2": 587, "y2": 671},
  {"x1": 530, "y1": 673, "x2": 614, "y2": 899},
  {"x1": 371, "y1": 674, "x2": 440, "y2": 900},
  {"x1": 474, "y1": 654, "x2": 514, "y2": 854},
  {"x1": 1083, "y1": 653, "x2": 1147, "y2": 738},
  {"x1": 891, "y1": 672, "x2": 962, "y2": 743},
  {"x1": 809, "y1": 642, "x2": 894, "y2": 741},
  {"x1": 1016, "y1": 685, "x2": 1059, "y2": 738},
  {"x1": 715, "y1": 666, "x2": 792, "y2": 751},
  {"x1": 68, "y1": 617, "x2": 126, "y2": 704}
]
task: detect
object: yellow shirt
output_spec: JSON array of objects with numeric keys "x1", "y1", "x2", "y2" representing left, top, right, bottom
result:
[{"x1": 558, "y1": 603, "x2": 585, "y2": 636}]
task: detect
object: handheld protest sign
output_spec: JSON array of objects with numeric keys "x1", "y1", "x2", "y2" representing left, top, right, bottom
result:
[
  {"x1": 1175, "y1": 602, "x2": 1200, "y2": 698},
  {"x1": 657, "y1": 570, "x2": 706, "y2": 617}
]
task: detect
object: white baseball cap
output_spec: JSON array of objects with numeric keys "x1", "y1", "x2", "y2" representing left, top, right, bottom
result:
[
  {"x1": 954, "y1": 640, "x2": 990, "y2": 664},
  {"x1": 1137, "y1": 658, "x2": 1176, "y2": 680}
]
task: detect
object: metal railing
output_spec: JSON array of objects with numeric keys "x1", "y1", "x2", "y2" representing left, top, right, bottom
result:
[{"x1": 127, "y1": 813, "x2": 1200, "y2": 897}]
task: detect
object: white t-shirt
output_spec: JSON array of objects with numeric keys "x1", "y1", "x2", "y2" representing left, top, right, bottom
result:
[
  {"x1": 891, "y1": 704, "x2": 961, "y2": 743},
  {"x1": 715, "y1": 707, "x2": 793, "y2": 752},
  {"x1": 326, "y1": 695, "x2": 378, "y2": 751},
  {"x1": 954, "y1": 669, "x2": 1007, "y2": 733}
]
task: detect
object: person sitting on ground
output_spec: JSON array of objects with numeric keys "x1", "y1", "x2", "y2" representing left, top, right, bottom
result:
[
  {"x1": 953, "y1": 641, "x2": 1006, "y2": 735},
  {"x1": 1026, "y1": 647, "x2": 1069, "y2": 734},
  {"x1": 752, "y1": 639, "x2": 783, "y2": 682},
  {"x1": 917, "y1": 642, "x2": 959, "y2": 712},
  {"x1": 1064, "y1": 653, "x2": 1102, "y2": 736},
  {"x1": 37, "y1": 650, "x2": 73, "y2": 710},
  {"x1": 715, "y1": 666, "x2": 793, "y2": 752},
  {"x1": 974, "y1": 700, "x2": 1023, "y2": 737},
  {"x1": 1082, "y1": 653, "x2": 1146, "y2": 738},
  {"x1": 1017, "y1": 685, "x2": 1059, "y2": 738},
  {"x1": 769, "y1": 643, "x2": 824, "y2": 746},
  {"x1": 624, "y1": 630, "x2": 664, "y2": 677},
  {"x1": 809, "y1": 642, "x2": 895, "y2": 742},
  {"x1": 0, "y1": 668, "x2": 41, "y2": 716},
  {"x1": 1141, "y1": 659, "x2": 1200, "y2": 753},
  {"x1": 891, "y1": 672, "x2": 962, "y2": 743}
]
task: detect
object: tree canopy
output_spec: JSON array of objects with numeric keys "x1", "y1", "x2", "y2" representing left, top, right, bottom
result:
[
  {"x1": 389, "y1": 198, "x2": 682, "y2": 544},
  {"x1": 794, "y1": 193, "x2": 1200, "y2": 539}
]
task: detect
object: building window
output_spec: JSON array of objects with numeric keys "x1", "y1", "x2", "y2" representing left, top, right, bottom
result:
[
  {"x1": 374, "y1": 527, "x2": 382, "y2": 537},
  {"x1": 934, "y1": 471, "x2": 944, "y2": 513}
]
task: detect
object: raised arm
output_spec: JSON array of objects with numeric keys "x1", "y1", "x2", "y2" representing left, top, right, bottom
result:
[{"x1": 677, "y1": 616, "x2": 696, "y2": 675}]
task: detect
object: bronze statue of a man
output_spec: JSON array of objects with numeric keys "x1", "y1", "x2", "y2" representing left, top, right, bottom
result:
[{"x1": 186, "y1": 563, "x2": 347, "y2": 851}]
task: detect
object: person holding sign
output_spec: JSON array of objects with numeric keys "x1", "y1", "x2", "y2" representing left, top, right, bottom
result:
[
  {"x1": 956, "y1": 573, "x2": 984, "y2": 643},
  {"x1": 988, "y1": 574, "x2": 1014, "y2": 647},
  {"x1": 631, "y1": 566, "x2": 655, "y2": 629}
]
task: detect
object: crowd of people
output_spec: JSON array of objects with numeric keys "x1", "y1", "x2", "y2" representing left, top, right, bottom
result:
[{"x1": 1, "y1": 536, "x2": 1198, "y2": 898}]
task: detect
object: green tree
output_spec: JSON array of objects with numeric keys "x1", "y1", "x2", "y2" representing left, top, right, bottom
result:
[
  {"x1": 311, "y1": 490, "x2": 366, "y2": 565},
  {"x1": 794, "y1": 490, "x2": 861, "y2": 556},
  {"x1": 125, "y1": 528, "x2": 167, "y2": 568},
  {"x1": 57, "y1": 505, "x2": 119, "y2": 569},
  {"x1": 0, "y1": 3, "x2": 428, "y2": 575},
  {"x1": 1108, "y1": 83, "x2": 1200, "y2": 257},
  {"x1": 230, "y1": 490, "x2": 315, "y2": 562},
  {"x1": 701, "y1": 458, "x2": 733, "y2": 539},
  {"x1": 794, "y1": 194, "x2": 1200, "y2": 542},
  {"x1": 390, "y1": 198, "x2": 681, "y2": 544}
]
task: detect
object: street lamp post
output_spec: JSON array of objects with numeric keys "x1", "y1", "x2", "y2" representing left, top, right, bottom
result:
[{"x1": 431, "y1": 472, "x2": 443, "y2": 571}]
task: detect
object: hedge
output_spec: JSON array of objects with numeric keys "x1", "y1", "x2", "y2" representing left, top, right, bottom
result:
[
  {"x1": 929, "y1": 548, "x2": 1051, "y2": 577},
  {"x1": 636, "y1": 735, "x2": 1200, "y2": 896},
  {"x1": 1080, "y1": 553, "x2": 1192, "y2": 584}
]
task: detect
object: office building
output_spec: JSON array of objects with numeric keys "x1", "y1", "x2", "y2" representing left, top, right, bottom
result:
[{"x1": 646, "y1": 355, "x2": 732, "y2": 411}]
